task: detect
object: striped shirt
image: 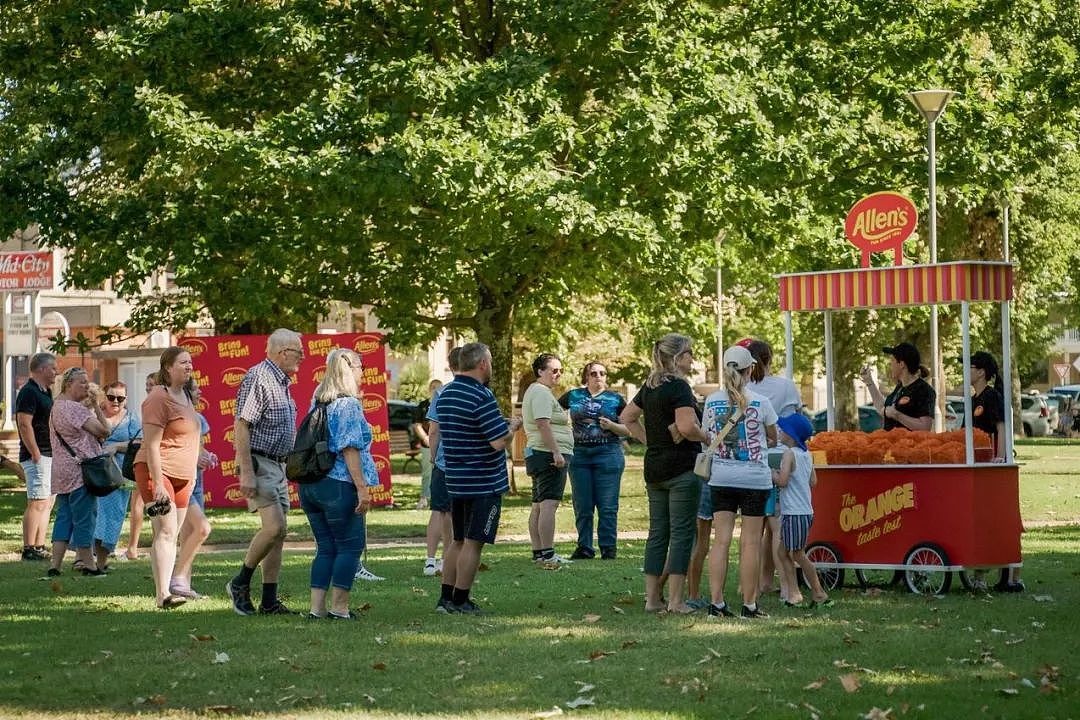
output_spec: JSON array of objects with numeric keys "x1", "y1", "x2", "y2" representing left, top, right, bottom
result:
[
  {"x1": 436, "y1": 375, "x2": 510, "y2": 497},
  {"x1": 235, "y1": 359, "x2": 297, "y2": 457}
]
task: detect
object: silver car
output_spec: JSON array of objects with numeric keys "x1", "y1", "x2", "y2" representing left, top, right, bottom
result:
[{"x1": 1020, "y1": 395, "x2": 1052, "y2": 437}]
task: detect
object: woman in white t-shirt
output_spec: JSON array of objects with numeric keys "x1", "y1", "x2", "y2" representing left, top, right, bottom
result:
[
  {"x1": 701, "y1": 345, "x2": 778, "y2": 619},
  {"x1": 744, "y1": 338, "x2": 800, "y2": 600}
]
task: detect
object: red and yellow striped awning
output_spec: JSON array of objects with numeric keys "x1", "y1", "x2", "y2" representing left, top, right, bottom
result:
[{"x1": 777, "y1": 262, "x2": 1014, "y2": 312}]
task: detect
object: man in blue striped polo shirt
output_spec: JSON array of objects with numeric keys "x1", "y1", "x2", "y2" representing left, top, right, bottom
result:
[{"x1": 435, "y1": 342, "x2": 522, "y2": 614}]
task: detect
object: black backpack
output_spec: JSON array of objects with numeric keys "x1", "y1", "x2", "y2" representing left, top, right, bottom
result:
[{"x1": 286, "y1": 401, "x2": 335, "y2": 484}]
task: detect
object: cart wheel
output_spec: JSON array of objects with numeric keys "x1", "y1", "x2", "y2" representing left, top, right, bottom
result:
[
  {"x1": 798, "y1": 542, "x2": 845, "y2": 591},
  {"x1": 855, "y1": 569, "x2": 900, "y2": 589},
  {"x1": 903, "y1": 543, "x2": 952, "y2": 595}
]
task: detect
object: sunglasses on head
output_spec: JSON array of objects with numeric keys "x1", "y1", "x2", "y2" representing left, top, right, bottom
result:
[{"x1": 106, "y1": 394, "x2": 127, "y2": 403}]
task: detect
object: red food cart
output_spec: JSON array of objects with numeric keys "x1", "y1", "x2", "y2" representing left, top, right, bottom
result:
[{"x1": 775, "y1": 260, "x2": 1023, "y2": 594}]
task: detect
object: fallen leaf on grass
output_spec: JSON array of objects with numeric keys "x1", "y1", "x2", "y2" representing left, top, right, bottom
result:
[
  {"x1": 50, "y1": 581, "x2": 63, "y2": 594},
  {"x1": 100, "y1": 650, "x2": 113, "y2": 658},
  {"x1": 839, "y1": 673, "x2": 861, "y2": 693},
  {"x1": 452, "y1": 674, "x2": 465, "y2": 681},
  {"x1": 621, "y1": 640, "x2": 638, "y2": 650},
  {"x1": 588, "y1": 650, "x2": 615, "y2": 661},
  {"x1": 583, "y1": 614, "x2": 602, "y2": 623},
  {"x1": 189, "y1": 634, "x2": 215, "y2": 642},
  {"x1": 203, "y1": 705, "x2": 238, "y2": 714},
  {"x1": 861, "y1": 708, "x2": 894, "y2": 720},
  {"x1": 614, "y1": 595, "x2": 635, "y2": 605},
  {"x1": 575, "y1": 683, "x2": 595, "y2": 693},
  {"x1": 565, "y1": 696, "x2": 595, "y2": 709},
  {"x1": 532, "y1": 707, "x2": 563, "y2": 719},
  {"x1": 372, "y1": 662, "x2": 386, "y2": 671},
  {"x1": 1032, "y1": 595, "x2": 1054, "y2": 602},
  {"x1": 611, "y1": 605, "x2": 625, "y2": 614},
  {"x1": 803, "y1": 676, "x2": 828, "y2": 690},
  {"x1": 358, "y1": 603, "x2": 372, "y2": 612},
  {"x1": 1019, "y1": 678, "x2": 1035, "y2": 688},
  {"x1": 998, "y1": 688, "x2": 1019, "y2": 696},
  {"x1": 478, "y1": 562, "x2": 490, "y2": 572},
  {"x1": 363, "y1": 694, "x2": 376, "y2": 704},
  {"x1": 211, "y1": 652, "x2": 230, "y2": 664}
]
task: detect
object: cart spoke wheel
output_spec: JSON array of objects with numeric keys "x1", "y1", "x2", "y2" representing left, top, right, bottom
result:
[
  {"x1": 903, "y1": 543, "x2": 952, "y2": 595},
  {"x1": 799, "y1": 542, "x2": 845, "y2": 592},
  {"x1": 855, "y1": 568, "x2": 900, "y2": 589}
]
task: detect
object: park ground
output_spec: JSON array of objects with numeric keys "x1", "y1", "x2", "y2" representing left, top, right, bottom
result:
[{"x1": 0, "y1": 440, "x2": 1077, "y2": 719}]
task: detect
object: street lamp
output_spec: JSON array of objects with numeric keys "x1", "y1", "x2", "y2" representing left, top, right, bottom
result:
[{"x1": 908, "y1": 88, "x2": 956, "y2": 432}]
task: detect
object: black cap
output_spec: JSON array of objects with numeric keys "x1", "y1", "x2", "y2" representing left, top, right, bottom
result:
[{"x1": 883, "y1": 342, "x2": 921, "y2": 373}]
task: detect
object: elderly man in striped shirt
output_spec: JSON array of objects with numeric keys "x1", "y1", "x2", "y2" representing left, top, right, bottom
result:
[
  {"x1": 434, "y1": 342, "x2": 522, "y2": 615},
  {"x1": 226, "y1": 329, "x2": 303, "y2": 616}
]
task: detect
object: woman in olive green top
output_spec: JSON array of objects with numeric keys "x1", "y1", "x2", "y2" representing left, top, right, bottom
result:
[{"x1": 523, "y1": 353, "x2": 575, "y2": 566}]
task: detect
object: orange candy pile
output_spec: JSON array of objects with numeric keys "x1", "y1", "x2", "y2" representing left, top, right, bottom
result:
[{"x1": 807, "y1": 428, "x2": 992, "y2": 465}]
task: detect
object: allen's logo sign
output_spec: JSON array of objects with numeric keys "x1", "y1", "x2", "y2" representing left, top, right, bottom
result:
[
  {"x1": 179, "y1": 338, "x2": 208, "y2": 357},
  {"x1": 844, "y1": 192, "x2": 918, "y2": 268},
  {"x1": 362, "y1": 395, "x2": 385, "y2": 414},
  {"x1": 312, "y1": 365, "x2": 327, "y2": 384},
  {"x1": 222, "y1": 367, "x2": 247, "y2": 388},
  {"x1": 353, "y1": 333, "x2": 382, "y2": 356}
]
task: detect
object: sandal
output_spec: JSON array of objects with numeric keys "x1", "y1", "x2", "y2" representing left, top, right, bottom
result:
[
  {"x1": 808, "y1": 598, "x2": 834, "y2": 609},
  {"x1": 158, "y1": 595, "x2": 187, "y2": 610}
]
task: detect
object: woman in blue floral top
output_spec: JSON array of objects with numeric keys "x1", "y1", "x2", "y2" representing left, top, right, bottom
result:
[
  {"x1": 299, "y1": 347, "x2": 380, "y2": 620},
  {"x1": 558, "y1": 361, "x2": 630, "y2": 560}
]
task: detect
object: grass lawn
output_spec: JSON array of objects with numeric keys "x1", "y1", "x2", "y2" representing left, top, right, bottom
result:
[{"x1": 0, "y1": 444, "x2": 1078, "y2": 718}]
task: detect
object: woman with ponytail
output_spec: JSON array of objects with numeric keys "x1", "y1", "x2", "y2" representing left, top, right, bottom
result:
[
  {"x1": 701, "y1": 345, "x2": 778, "y2": 619},
  {"x1": 969, "y1": 351, "x2": 1006, "y2": 461},
  {"x1": 620, "y1": 333, "x2": 708, "y2": 613},
  {"x1": 860, "y1": 342, "x2": 935, "y2": 432}
]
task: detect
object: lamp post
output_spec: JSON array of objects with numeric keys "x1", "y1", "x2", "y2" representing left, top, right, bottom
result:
[{"x1": 908, "y1": 88, "x2": 956, "y2": 432}]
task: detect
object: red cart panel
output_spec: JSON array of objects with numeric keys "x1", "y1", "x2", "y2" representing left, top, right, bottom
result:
[{"x1": 807, "y1": 465, "x2": 1022, "y2": 569}]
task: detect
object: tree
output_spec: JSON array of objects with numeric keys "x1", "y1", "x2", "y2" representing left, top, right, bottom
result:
[{"x1": 3, "y1": 1, "x2": 1079, "y2": 409}]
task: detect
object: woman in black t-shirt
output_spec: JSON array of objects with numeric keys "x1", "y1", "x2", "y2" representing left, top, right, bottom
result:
[
  {"x1": 621, "y1": 333, "x2": 708, "y2": 614},
  {"x1": 860, "y1": 342, "x2": 935, "y2": 432},
  {"x1": 969, "y1": 351, "x2": 1007, "y2": 461}
]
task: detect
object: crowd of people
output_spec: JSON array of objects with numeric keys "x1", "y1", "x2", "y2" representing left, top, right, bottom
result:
[{"x1": 14, "y1": 329, "x2": 1024, "y2": 617}]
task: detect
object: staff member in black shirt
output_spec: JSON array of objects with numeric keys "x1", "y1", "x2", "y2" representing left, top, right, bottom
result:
[
  {"x1": 860, "y1": 342, "x2": 935, "y2": 432},
  {"x1": 969, "y1": 351, "x2": 1007, "y2": 461}
]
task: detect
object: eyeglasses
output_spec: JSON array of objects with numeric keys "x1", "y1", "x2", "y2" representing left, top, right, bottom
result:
[
  {"x1": 106, "y1": 394, "x2": 127, "y2": 403},
  {"x1": 679, "y1": 349, "x2": 695, "y2": 359},
  {"x1": 546, "y1": 367, "x2": 563, "y2": 375},
  {"x1": 283, "y1": 348, "x2": 304, "y2": 358},
  {"x1": 589, "y1": 370, "x2": 607, "y2": 377}
]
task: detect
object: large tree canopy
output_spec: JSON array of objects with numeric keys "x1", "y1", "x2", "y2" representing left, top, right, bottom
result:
[{"x1": 2, "y1": 0, "x2": 1078, "y2": 407}]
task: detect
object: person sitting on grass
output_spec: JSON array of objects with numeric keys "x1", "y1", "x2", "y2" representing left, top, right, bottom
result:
[{"x1": 771, "y1": 413, "x2": 831, "y2": 609}]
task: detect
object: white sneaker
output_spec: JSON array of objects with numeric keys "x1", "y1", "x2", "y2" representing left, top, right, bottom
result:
[
  {"x1": 354, "y1": 563, "x2": 385, "y2": 581},
  {"x1": 538, "y1": 553, "x2": 573, "y2": 569},
  {"x1": 423, "y1": 559, "x2": 437, "y2": 576}
]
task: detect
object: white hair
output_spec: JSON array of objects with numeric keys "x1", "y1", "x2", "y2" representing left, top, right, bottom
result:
[{"x1": 266, "y1": 328, "x2": 302, "y2": 355}]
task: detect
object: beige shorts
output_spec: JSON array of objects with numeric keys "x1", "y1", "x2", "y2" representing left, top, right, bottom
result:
[{"x1": 247, "y1": 453, "x2": 290, "y2": 517}]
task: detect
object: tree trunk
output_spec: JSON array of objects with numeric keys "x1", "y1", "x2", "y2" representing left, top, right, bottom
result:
[
  {"x1": 831, "y1": 315, "x2": 863, "y2": 431},
  {"x1": 472, "y1": 288, "x2": 518, "y2": 493}
]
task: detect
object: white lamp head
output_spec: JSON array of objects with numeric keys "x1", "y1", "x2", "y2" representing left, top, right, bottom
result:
[{"x1": 907, "y1": 89, "x2": 957, "y2": 123}]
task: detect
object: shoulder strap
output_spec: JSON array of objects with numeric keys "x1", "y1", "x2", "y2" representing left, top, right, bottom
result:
[
  {"x1": 705, "y1": 406, "x2": 743, "y2": 453},
  {"x1": 50, "y1": 417, "x2": 82, "y2": 460}
]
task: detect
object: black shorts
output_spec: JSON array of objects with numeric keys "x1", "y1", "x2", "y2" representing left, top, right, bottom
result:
[
  {"x1": 525, "y1": 450, "x2": 569, "y2": 503},
  {"x1": 710, "y1": 486, "x2": 770, "y2": 517},
  {"x1": 451, "y1": 494, "x2": 502, "y2": 545},
  {"x1": 430, "y1": 466, "x2": 451, "y2": 513}
]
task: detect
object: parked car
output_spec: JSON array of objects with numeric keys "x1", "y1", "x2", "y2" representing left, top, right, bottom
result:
[
  {"x1": 811, "y1": 405, "x2": 882, "y2": 433},
  {"x1": 387, "y1": 399, "x2": 420, "y2": 432},
  {"x1": 1049, "y1": 384, "x2": 1080, "y2": 402},
  {"x1": 1019, "y1": 395, "x2": 1052, "y2": 437},
  {"x1": 1039, "y1": 394, "x2": 1061, "y2": 434},
  {"x1": 944, "y1": 396, "x2": 965, "y2": 431}
]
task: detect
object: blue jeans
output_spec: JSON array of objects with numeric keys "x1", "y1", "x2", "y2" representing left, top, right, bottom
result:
[
  {"x1": 569, "y1": 444, "x2": 625, "y2": 551},
  {"x1": 299, "y1": 477, "x2": 365, "y2": 591},
  {"x1": 52, "y1": 485, "x2": 97, "y2": 549}
]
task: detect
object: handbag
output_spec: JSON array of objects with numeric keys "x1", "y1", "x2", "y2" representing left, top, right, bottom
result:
[
  {"x1": 122, "y1": 418, "x2": 143, "y2": 482},
  {"x1": 694, "y1": 407, "x2": 743, "y2": 480},
  {"x1": 53, "y1": 420, "x2": 126, "y2": 497}
]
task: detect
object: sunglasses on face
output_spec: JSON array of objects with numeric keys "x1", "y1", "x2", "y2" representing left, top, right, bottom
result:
[
  {"x1": 589, "y1": 370, "x2": 607, "y2": 377},
  {"x1": 106, "y1": 394, "x2": 127, "y2": 403},
  {"x1": 546, "y1": 367, "x2": 562, "y2": 374}
]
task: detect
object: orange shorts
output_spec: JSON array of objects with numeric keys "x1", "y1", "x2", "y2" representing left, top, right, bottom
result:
[{"x1": 134, "y1": 462, "x2": 194, "y2": 509}]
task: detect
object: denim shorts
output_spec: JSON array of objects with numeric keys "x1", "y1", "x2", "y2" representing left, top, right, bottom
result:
[
  {"x1": 22, "y1": 457, "x2": 52, "y2": 500},
  {"x1": 696, "y1": 478, "x2": 713, "y2": 521},
  {"x1": 430, "y1": 465, "x2": 451, "y2": 513},
  {"x1": 763, "y1": 486, "x2": 779, "y2": 516},
  {"x1": 51, "y1": 485, "x2": 97, "y2": 548}
]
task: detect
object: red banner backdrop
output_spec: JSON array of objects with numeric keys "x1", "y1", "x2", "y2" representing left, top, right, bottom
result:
[{"x1": 178, "y1": 332, "x2": 392, "y2": 509}]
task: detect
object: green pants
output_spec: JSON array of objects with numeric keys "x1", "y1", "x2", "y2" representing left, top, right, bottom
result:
[{"x1": 643, "y1": 470, "x2": 699, "y2": 576}]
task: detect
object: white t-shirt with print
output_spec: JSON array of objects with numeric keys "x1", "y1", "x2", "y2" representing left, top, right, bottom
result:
[
  {"x1": 702, "y1": 388, "x2": 778, "y2": 490},
  {"x1": 747, "y1": 374, "x2": 801, "y2": 418}
]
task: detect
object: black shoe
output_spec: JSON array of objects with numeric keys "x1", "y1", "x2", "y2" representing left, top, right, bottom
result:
[
  {"x1": 995, "y1": 580, "x2": 1026, "y2": 593},
  {"x1": 600, "y1": 546, "x2": 617, "y2": 560},
  {"x1": 452, "y1": 600, "x2": 483, "y2": 615},
  {"x1": 80, "y1": 567, "x2": 107, "y2": 577},
  {"x1": 708, "y1": 602, "x2": 735, "y2": 617},
  {"x1": 259, "y1": 601, "x2": 301, "y2": 616},
  {"x1": 22, "y1": 547, "x2": 47, "y2": 561},
  {"x1": 46, "y1": 568, "x2": 61, "y2": 577},
  {"x1": 569, "y1": 546, "x2": 595, "y2": 560},
  {"x1": 327, "y1": 611, "x2": 356, "y2": 620},
  {"x1": 225, "y1": 580, "x2": 256, "y2": 616},
  {"x1": 435, "y1": 597, "x2": 456, "y2": 614},
  {"x1": 741, "y1": 604, "x2": 769, "y2": 619}
]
